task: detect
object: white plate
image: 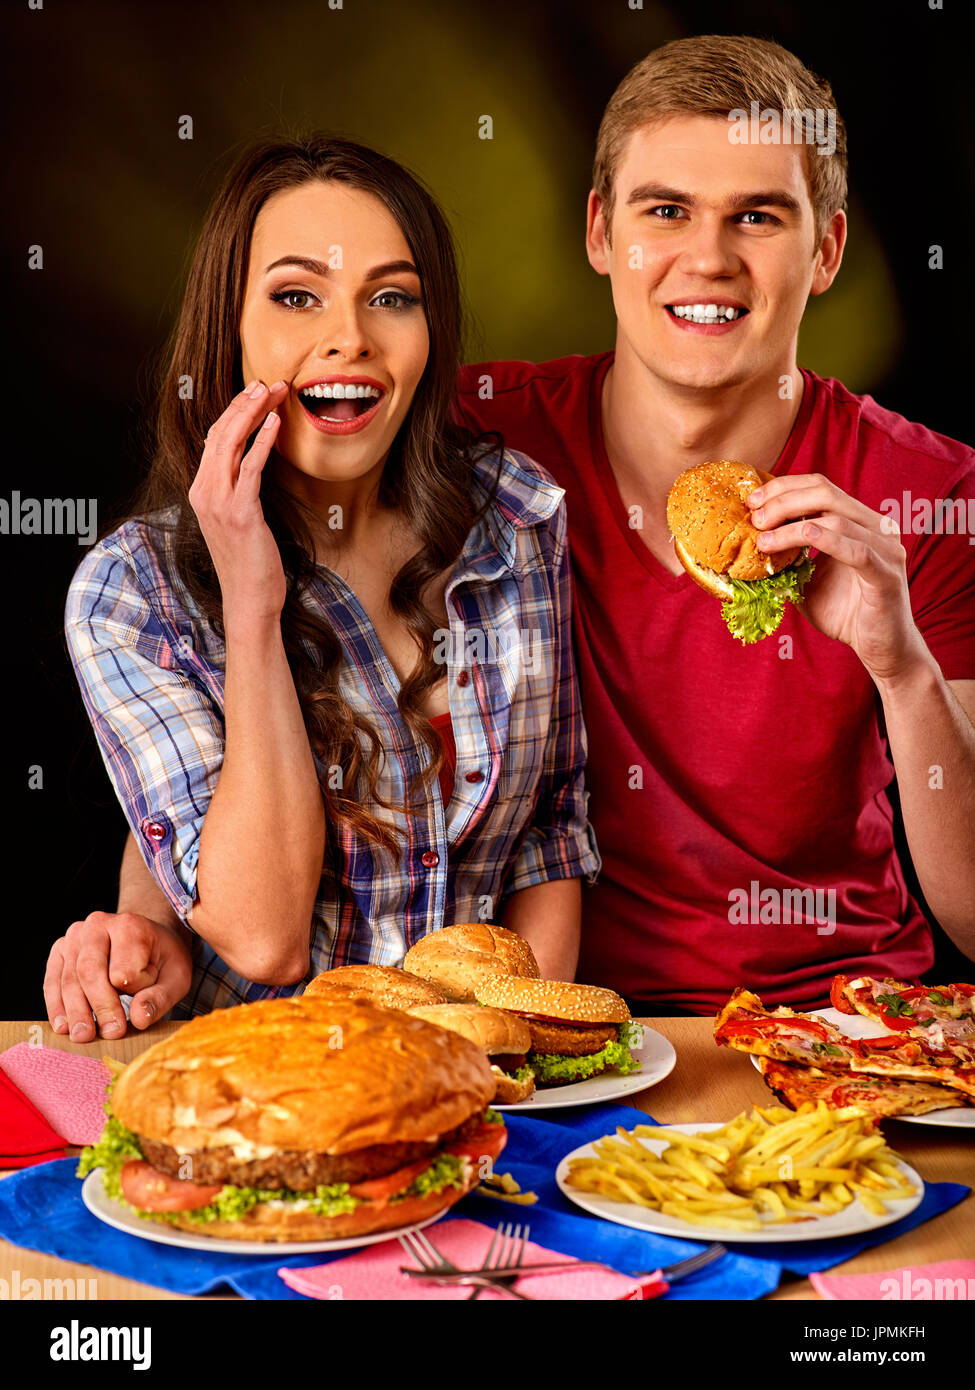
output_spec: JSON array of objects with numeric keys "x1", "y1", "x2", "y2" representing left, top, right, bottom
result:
[
  {"x1": 748, "y1": 1006, "x2": 975, "y2": 1128},
  {"x1": 81, "y1": 1171, "x2": 449, "y2": 1255},
  {"x1": 555, "y1": 1122, "x2": 923, "y2": 1243},
  {"x1": 493, "y1": 1025, "x2": 676, "y2": 1111}
]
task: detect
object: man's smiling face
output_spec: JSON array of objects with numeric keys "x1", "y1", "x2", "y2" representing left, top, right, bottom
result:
[{"x1": 587, "y1": 115, "x2": 845, "y2": 392}]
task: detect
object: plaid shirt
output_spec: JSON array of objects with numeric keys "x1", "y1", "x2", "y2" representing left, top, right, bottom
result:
[{"x1": 65, "y1": 448, "x2": 601, "y2": 1017}]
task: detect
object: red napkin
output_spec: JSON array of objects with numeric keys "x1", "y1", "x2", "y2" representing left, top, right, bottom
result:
[
  {"x1": 811, "y1": 1260, "x2": 975, "y2": 1300},
  {"x1": 278, "y1": 1218, "x2": 668, "y2": 1300},
  {"x1": 0, "y1": 1068, "x2": 68, "y2": 1169},
  {"x1": 0, "y1": 1044, "x2": 110, "y2": 1146}
]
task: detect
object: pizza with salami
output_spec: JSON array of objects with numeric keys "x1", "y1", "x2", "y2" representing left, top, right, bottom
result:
[
  {"x1": 757, "y1": 1058, "x2": 973, "y2": 1118},
  {"x1": 714, "y1": 986, "x2": 975, "y2": 1105},
  {"x1": 830, "y1": 975, "x2": 975, "y2": 1051}
]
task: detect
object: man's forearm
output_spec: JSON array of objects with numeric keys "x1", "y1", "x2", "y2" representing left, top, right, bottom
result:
[
  {"x1": 878, "y1": 657, "x2": 975, "y2": 956},
  {"x1": 501, "y1": 876, "x2": 581, "y2": 979},
  {"x1": 118, "y1": 833, "x2": 188, "y2": 944}
]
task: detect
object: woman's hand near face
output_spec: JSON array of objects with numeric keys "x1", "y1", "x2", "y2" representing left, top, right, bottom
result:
[
  {"x1": 43, "y1": 912, "x2": 193, "y2": 1041},
  {"x1": 189, "y1": 380, "x2": 290, "y2": 626}
]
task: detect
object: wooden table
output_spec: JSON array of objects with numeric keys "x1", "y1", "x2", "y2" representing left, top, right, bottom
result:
[{"x1": 1, "y1": 1017, "x2": 971, "y2": 1300}]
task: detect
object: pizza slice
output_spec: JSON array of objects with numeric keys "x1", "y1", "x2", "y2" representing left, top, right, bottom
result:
[
  {"x1": 714, "y1": 987, "x2": 975, "y2": 1099},
  {"x1": 830, "y1": 975, "x2": 975, "y2": 1051},
  {"x1": 758, "y1": 1057, "x2": 973, "y2": 1117}
]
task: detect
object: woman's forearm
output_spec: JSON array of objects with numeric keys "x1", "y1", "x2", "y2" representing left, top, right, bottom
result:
[
  {"x1": 189, "y1": 613, "x2": 325, "y2": 982},
  {"x1": 501, "y1": 877, "x2": 581, "y2": 980},
  {"x1": 878, "y1": 658, "x2": 975, "y2": 958}
]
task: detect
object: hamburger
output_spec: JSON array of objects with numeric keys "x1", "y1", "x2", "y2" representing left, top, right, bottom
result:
[
  {"x1": 303, "y1": 964, "x2": 448, "y2": 1009},
  {"x1": 77, "y1": 997, "x2": 505, "y2": 1242},
  {"x1": 403, "y1": 923, "x2": 540, "y2": 1002},
  {"x1": 666, "y1": 460, "x2": 815, "y2": 643},
  {"x1": 407, "y1": 1004, "x2": 536, "y2": 1104},
  {"x1": 471, "y1": 978, "x2": 643, "y2": 1088}
]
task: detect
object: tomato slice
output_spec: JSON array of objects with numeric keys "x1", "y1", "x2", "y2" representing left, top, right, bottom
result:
[
  {"x1": 830, "y1": 976, "x2": 856, "y2": 1013},
  {"x1": 120, "y1": 1159, "x2": 224, "y2": 1212},
  {"x1": 446, "y1": 1120, "x2": 508, "y2": 1167},
  {"x1": 347, "y1": 1159, "x2": 433, "y2": 1203}
]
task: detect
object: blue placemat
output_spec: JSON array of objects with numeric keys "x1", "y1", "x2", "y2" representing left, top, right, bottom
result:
[{"x1": 0, "y1": 1101, "x2": 965, "y2": 1300}]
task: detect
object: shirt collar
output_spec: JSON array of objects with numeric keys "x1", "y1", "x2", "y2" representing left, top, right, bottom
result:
[{"x1": 465, "y1": 448, "x2": 564, "y2": 576}]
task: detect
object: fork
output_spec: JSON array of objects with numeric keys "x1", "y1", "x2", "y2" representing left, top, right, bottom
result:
[{"x1": 398, "y1": 1226, "x2": 536, "y2": 1300}]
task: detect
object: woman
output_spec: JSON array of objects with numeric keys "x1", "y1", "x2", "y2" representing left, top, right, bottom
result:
[{"x1": 47, "y1": 135, "x2": 600, "y2": 1039}]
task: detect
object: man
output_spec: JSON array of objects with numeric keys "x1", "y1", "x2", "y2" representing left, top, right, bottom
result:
[{"x1": 47, "y1": 34, "x2": 975, "y2": 1036}]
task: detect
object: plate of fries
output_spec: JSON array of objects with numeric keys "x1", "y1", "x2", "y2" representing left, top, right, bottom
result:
[{"x1": 556, "y1": 1103, "x2": 923, "y2": 1242}]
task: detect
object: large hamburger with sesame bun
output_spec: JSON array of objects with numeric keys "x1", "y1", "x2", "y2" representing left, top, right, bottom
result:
[
  {"x1": 666, "y1": 460, "x2": 815, "y2": 643},
  {"x1": 407, "y1": 1004, "x2": 536, "y2": 1104},
  {"x1": 403, "y1": 923, "x2": 540, "y2": 1002},
  {"x1": 77, "y1": 997, "x2": 505, "y2": 1241},
  {"x1": 471, "y1": 978, "x2": 643, "y2": 1088},
  {"x1": 303, "y1": 963, "x2": 448, "y2": 1009}
]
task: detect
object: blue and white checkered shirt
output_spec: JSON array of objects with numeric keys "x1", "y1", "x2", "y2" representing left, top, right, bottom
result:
[{"x1": 65, "y1": 448, "x2": 601, "y2": 1016}]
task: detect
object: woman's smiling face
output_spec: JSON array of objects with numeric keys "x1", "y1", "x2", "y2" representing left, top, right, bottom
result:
[{"x1": 239, "y1": 179, "x2": 429, "y2": 488}]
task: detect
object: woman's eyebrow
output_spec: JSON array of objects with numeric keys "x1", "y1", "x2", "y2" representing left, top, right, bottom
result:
[{"x1": 263, "y1": 255, "x2": 420, "y2": 278}]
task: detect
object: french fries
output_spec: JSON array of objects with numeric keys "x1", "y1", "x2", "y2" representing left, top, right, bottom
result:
[{"x1": 563, "y1": 1102, "x2": 916, "y2": 1230}]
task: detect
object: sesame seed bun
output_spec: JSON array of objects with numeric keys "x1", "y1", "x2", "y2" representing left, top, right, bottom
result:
[
  {"x1": 471, "y1": 977, "x2": 631, "y2": 1024},
  {"x1": 403, "y1": 923, "x2": 540, "y2": 1002},
  {"x1": 666, "y1": 461, "x2": 803, "y2": 586}
]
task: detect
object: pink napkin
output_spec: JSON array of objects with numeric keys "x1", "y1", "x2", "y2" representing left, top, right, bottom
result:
[
  {"x1": 811, "y1": 1261, "x2": 975, "y2": 1300},
  {"x1": 278, "y1": 1218, "x2": 665, "y2": 1300},
  {"x1": 0, "y1": 1044, "x2": 110, "y2": 1146}
]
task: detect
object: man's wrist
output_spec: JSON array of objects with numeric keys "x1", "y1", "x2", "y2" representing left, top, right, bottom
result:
[{"x1": 874, "y1": 648, "x2": 942, "y2": 706}]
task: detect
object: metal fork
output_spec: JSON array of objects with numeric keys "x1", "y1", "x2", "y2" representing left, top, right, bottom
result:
[
  {"x1": 464, "y1": 1221, "x2": 529, "y2": 1301},
  {"x1": 397, "y1": 1226, "x2": 536, "y2": 1300}
]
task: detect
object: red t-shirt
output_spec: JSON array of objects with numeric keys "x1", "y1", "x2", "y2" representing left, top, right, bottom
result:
[
  {"x1": 454, "y1": 353, "x2": 975, "y2": 1011},
  {"x1": 430, "y1": 711, "x2": 457, "y2": 808}
]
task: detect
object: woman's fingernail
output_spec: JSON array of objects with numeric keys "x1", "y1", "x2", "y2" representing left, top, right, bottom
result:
[
  {"x1": 53, "y1": 1015, "x2": 66, "y2": 1033},
  {"x1": 243, "y1": 379, "x2": 257, "y2": 395},
  {"x1": 271, "y1": 379, "x2": 288, "y2": 391},
  {"x1": 262, "y1": 411, "x2": 279, "y2": 430},
  {"x1": 249, "y1": 380, "x2": 267, "y2": 398}
]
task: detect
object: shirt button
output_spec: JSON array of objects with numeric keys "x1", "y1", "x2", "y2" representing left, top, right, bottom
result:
[
  {"x1": 465, "y1": 770, "x2": 484, "y2": 783},
  {"x1": 421, "y1": 851, "x2": 440, "y2": 868},
  {"x1": 456, "y1": 670, "x2": 470, "y2": 687},
  {"x1": 142, "y1": 818, "x2": 167, "y2": 844}
]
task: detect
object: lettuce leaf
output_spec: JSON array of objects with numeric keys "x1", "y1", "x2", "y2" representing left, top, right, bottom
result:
[
  {"x1": 529, "y1": 1022, "x2": 642, "y2": 1085},
  {"x1": 720, "y1": 555, "x2": 815, "y2": 644}
]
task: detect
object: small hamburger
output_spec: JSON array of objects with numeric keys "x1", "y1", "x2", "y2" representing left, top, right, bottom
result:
[
  {"x1": 78, "y1": 997, "x2": 505, "y2": 1242},
  {"x1": 471, "y1": 978, "x2": 643, "y2": 1088},
  {"x1": 407, "y1": 1004, "x2": 536, "y2": 1104},
  {"x1": 403, "y1": 923, "x2": 540, "y2": 1002},
  {"x1": 303, "y1": 964, "x2": 448, "y2": 1009},
  {"x1": 666, "y1": 460, "x2": 815, "y2": 643}
]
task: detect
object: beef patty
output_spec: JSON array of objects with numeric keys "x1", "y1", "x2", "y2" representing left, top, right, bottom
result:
[
  {"x1": 139, "y1": 1111, "x2": 485, "y2": 1190},
  {"x1": 526, "y1": 1020, "x2": 619, "y2": 1057}
]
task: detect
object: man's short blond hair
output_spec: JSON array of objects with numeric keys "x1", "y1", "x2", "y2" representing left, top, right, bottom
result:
[{"x1": 593, "y1": 34, "x2": 848, "y2": 249}]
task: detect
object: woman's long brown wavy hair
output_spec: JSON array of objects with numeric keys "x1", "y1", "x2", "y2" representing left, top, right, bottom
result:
[{"x1": 132, "y1": 134, "x2": 503, "y2": 863}]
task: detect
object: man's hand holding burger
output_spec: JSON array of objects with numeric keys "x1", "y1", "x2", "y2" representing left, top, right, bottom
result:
[
  {"x1": 747, "y1": 472, "x2": 975, "y2": 953},
  {"x1": 44, "y1": 911, "x2": 193, "y2": 1041},
  {"x1": 745, "y1": 473, "x2": 929, "y2": 684}
]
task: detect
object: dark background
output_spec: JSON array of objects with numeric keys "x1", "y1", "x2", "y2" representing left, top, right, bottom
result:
[{"x1": 4, "y1": 0, "x2": 973, "y2": 1018}]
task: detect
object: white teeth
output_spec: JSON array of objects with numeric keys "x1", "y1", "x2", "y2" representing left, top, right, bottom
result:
[
  {"x1": 670, "y1": 304, "x2": 743, "y2": 323},
  {"x1": 300, "y1": 383, "x2": 381, "y2": 400}
]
